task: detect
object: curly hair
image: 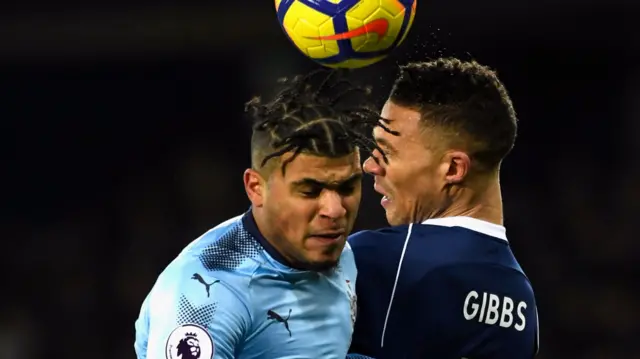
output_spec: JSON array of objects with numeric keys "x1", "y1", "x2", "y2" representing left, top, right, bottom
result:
[
  {"x1": 389, "y1": 58, "x2": 518, "y2": 170},
  {"x1": 245, "y1": 69, "x2": 397, "y2": 174}
]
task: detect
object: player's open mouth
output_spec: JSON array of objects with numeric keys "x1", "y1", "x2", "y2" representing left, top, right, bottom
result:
[
  {"x1": 308, "y1": 231, "x2": 345, "y2": 243},
  {"x1": 374, "y1": 182, "x2": 392, "y2": 207}
]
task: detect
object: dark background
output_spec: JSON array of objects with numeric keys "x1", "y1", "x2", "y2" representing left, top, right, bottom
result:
[{"x1": 3, "y1": 0, "x2": 639, "y2": 358}]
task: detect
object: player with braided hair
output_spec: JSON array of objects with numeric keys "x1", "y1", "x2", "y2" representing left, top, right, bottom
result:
[
  {"x1": 242, "y1": 69, "x2": 394, "y2": 271},
  {"x1": 246, "y1": 69, "x2": 396, "y2": 172},
  {"x1": 135, "y1": 69, "x2": 383, "y2": 359}
]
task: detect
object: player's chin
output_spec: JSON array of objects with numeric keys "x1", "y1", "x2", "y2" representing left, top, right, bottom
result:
[
  {"x1": 304, "y1": 241, "x2": 344, "y2": 269},
  {"x1": 383, "y1": 207, "x2": 399, "y2": 226},
  {"x1": 307, "y1": 259, "x2": 338, "y2": 272},
  {"x1": 384, "y1": 210, "x2": 407, "y2": 226},
  {"x1": 303, "y1": 256, "x2": 340, "y2": 271}
]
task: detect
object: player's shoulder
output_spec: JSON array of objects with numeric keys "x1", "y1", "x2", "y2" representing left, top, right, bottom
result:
[
  {"x1": 348, "y1": 224, "x2": 412, "y2": 249},
  {"x1": 140, "y1": 253, "x2": 252, "y2": 356},
  {"x1": 348, "y1": 223, "x2": 454, "y2": 252},
  {"x1": 179, "y1": 213, "x2": 265, "y2": 272},
  {"x1": 147, "y1": 252, "x2": 253, "y2": 320},
  {"x1": 181, "y1": 213, "x2": 244, "y2": 253},
  {"x1": 350, "y1": 219, "x2": 508, "y2": 251},
  {"x1": 154, "y1": 214, "x2": 265, "y2": 298}
]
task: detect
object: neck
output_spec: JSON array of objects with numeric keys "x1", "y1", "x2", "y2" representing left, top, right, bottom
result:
[{"x1": 422, "y1": 175, "x2": 504, "y2": 226}]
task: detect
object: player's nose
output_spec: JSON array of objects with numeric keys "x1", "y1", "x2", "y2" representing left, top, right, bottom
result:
[
  {"x1": 318, "y1": 191, "x2": 347, "y2": 219},
  {"x1": 363, "y1": 156, "x2": 384, "y2": 176}
]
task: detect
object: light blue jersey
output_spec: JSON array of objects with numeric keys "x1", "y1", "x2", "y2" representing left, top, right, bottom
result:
[{"x1": 134, "y1": 211, "x2": 358, "y2": 359}]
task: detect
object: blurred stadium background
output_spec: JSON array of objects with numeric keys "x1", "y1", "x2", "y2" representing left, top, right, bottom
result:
[{"x1": 3, "y1": 0, "x2": 639, "y2": 358}]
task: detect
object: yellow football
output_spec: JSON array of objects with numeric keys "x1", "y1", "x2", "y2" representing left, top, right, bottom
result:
[{"x1": 275, "y1": 0, "x2": 417, "y2": 69}]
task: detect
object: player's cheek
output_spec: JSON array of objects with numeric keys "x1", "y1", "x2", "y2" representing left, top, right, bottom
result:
[
  {"x1": 278, "y1": 206, "x2": 308, "y2": 243},
  {"x1": 345, "y1": 192, "x2": 362, "y2": 217}
]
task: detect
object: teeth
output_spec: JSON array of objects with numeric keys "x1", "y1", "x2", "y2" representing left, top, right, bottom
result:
[{"x1": 383, "y1": 196, "x2": 388, "y2": 200}]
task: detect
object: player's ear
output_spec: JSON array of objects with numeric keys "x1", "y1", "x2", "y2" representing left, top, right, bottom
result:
[
  {"x1": 443, "y1": 150, "x2": 470, "y2": 184},
  {"x1": 244, "y1": 168, "x2": 266, "y2": 207}
]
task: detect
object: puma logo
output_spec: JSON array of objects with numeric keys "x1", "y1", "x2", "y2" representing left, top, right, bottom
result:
[
  {"x1": 267, "y1": 309, "x2": 292, "y2": 337},
  {"x1": 191, "y1": 273, "x2": 220, "y2": 297}
]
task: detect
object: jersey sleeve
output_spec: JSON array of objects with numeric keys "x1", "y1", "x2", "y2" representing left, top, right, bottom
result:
[{"x1": 135, "y1": 265, "x2": 251, "y2": 359}]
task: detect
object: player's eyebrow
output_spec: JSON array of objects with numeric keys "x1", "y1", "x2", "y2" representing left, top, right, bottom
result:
[
  {"x1": 374, "y1": 137, "x2": 397, "y2": 153},
  {"x1": 379, "y1": 117, "x2": 393, "y2": 125},
  {"x1": 292, "y1": 172, "x2": 363, "y2": 188}
]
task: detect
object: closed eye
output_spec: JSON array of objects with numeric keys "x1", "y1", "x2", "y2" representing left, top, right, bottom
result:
[
  {"x1": 301, "y1": 188, "x2": 322, "y2": 198},
  {"x1": 294, "y1": 173, "x2": 362, "y2": 198}
]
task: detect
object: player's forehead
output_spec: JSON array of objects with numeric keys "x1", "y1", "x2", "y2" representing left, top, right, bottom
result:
[
  {"x1": 374, "y1": 100, "x2": 422, "y2": 144},
  {"x1": 283, "y1": 151, "x2": 362, "y2": 184}
]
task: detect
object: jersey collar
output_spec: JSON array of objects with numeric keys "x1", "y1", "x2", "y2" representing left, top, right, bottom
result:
[
  {"x1": 421, "y1": 216, "x2": 508, "y2": 241},
  {"x1": 241, "y1": 208, "x2": 301, "y2": 269}
]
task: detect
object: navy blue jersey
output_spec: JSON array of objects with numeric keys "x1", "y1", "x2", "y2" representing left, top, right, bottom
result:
[{"x1": 348, "y1": 217, "x2": 539, "y2": 359}]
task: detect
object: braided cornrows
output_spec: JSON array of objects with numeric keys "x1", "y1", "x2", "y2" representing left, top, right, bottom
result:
[{"x1": 245, "y1": 69, "x2": 397, "y2": 171}]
